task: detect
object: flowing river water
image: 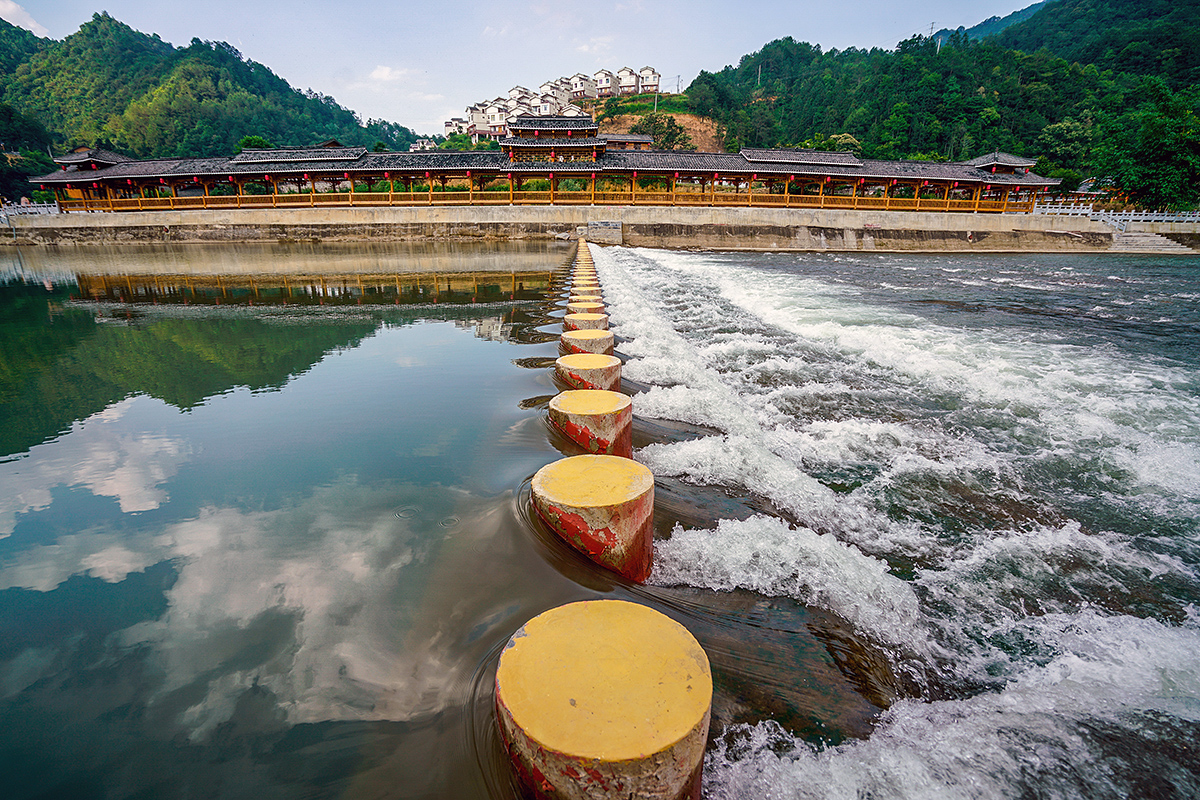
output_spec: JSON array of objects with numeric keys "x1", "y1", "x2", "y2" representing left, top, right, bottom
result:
[{"x1": 0, "y1": 242, "x2": 1197, "y2": 799}]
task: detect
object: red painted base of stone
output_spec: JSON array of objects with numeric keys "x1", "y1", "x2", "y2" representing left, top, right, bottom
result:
[
  {"x1": 549, "y1": 416, "x2": 632, "y2": 459},
  {"x1": 532, "y1": 498, "x2": 653, "y2": 583}
]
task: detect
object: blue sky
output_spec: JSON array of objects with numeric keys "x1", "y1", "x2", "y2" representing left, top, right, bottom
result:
[{"x1": 4, "y1": 1, "x2": 1035, "y2": 135}]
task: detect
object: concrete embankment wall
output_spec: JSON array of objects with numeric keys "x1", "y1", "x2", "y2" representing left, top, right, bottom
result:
[{"x1": 6, "y1": 205, "x2": 1117, "y2": 252}]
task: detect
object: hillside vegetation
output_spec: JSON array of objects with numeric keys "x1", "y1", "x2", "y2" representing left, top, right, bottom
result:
[
  {"x1": 687, "y1": 0, "x2": 1200, "y2": 207},
  {"x1": 0, "y1": 13, "x2": 418, "y2": 159}
]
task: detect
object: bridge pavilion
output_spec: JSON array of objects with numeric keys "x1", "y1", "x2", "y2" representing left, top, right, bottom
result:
[{"x1": 34, "y1": 116, "x2": 1058, "y2": 214}]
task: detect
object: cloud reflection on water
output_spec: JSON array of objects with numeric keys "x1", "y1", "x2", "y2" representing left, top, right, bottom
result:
[
  {"x1": 0, "y1": 396, "x2": 189, "y2": 542},
  {"x1": 0, "y1": 477, "x2": 523, "y2": 741}
]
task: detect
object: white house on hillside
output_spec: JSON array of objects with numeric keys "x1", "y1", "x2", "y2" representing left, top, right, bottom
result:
[
  {"x1": 594, "y1": 69, "x2": 615, "y2": 97},
  {"x1": 638, "y1": 66, "x2": 660, "y2": 93},
  {"x1": 616, "y1": 66, "x2": 639, "y2": 95},
  {"x1": 570, "y1": 73, "x2": 597, "y2": 99}
]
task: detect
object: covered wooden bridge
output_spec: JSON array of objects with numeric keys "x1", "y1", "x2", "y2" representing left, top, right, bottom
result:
[{"x1": 36, "y1": 117, "x2": 1057, "y2": 215}]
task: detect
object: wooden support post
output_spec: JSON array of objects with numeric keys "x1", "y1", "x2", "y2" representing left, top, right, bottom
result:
[
  {"x1": 590, "y1": 175, "x2": 596, "y2": 204},
  {"x1": 509, "y1": 174, "x2": 514, "y2": 204},
  {"x1": 428, "y1": 176, "x2": 433, "y2": 205},
  {"x1": 972, "y1": 184, "x2": 981, "y2": 212},
  {"x1": 670, "y1": 175, "x2": 676, "y2": 205}
]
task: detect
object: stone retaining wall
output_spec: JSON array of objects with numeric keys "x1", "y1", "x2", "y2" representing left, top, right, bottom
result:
[{"x1": 6, "y1": 205, "x2": 1116, "y2": 252}]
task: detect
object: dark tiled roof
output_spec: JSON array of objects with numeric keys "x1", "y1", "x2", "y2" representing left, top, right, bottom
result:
[
  {"x1": 362, "y1": 151, "x2": 507, "y2": 171},
  {"x1": 53, "y1": 148, "x2": 135, "y2": 166},
  {"x1": 230, "y1": 147, "x2": 368, "y2": 164},
  {"x1": 33, "y1": 144, "x2": 1059, "y2": 187},
  {"x1": 604, "y1": 150, "x2": 753, "y2": 173},
  {"x1": 741, "y1": 148, "x2": 862, "y2": 167},
  {"x1": 962, "y1": 151, "x2": 1037, "y2": 168},
  {"x1": 500, "y1": 137, "x2": 606, "y2": 148},
  {"x1": 600, "y1": 134, "x2": 653, "y2": 143},
  {"x1": 506, "y1": 116, "x2": 598, "y2": 132}
]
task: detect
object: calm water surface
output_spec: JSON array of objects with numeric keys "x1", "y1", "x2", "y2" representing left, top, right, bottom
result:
[{"x1": 1, "y1": 242, "x2": 1198, "y2": 799}]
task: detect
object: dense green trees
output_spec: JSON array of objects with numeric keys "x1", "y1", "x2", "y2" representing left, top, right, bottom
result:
[
  {"x1": 1093, "y1": 80, "x2": 1200, "y2": 209},
  {"x1": 0, "y1": 13, "x2": 419, "y2": 160},
  {"x1": 687, "y1": 0, "x2": 1200, "y2": 206},
  {"x1": 628, "y1": 113, "x2": 695, "y2": 150},
  {"x1": 439, "y1": 133, "x2": 498, "y2": 151}
]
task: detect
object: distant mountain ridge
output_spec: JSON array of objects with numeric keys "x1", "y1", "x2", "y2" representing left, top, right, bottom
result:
[
  {"x1": 0, "y1": 12, "x2": 417, "y2": 159},
  {"x1": 933, "y1": 1, "x2": 1059, "y2": 45}
]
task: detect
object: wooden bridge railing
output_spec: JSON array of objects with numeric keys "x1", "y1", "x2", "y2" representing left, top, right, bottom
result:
[{"x1": 57, "y1": 191, "x2": 1034, "y2": 214}]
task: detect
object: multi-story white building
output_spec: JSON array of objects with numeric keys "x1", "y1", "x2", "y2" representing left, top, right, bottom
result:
[
  {"x1": 594, "y1": 69, "x2": 616, "y2": 97},
  {"x1": 540, "y1": 79, "x2": 570, "y2": 106},
  {"x1": 446, "y1": 65, "x2": 661, "y2": 137},
  {"x1": 570, "y1": 73, "x2": 597, "y2": 99},
  {"x1": 638, "y1": 66, "x2": 660, "y2": 94},
  {"x1": 616, "y1": 66, "x2": 639, "y2": 95}
]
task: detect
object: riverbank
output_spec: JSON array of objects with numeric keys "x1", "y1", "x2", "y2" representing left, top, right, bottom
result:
[{"x1": 3, "y1": 205, "x2": 1130, "y2": 252}]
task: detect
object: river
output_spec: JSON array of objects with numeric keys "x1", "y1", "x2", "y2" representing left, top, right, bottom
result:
[{"x1": 0, "y1": 242, "x2": 1197, "y2": 798}]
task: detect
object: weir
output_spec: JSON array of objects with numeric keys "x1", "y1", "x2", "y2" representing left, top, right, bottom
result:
[{"x1": 6, "y1": 204, "x2": 1119, "y2": 251}]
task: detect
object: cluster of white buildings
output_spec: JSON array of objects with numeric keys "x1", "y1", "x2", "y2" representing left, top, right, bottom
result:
[{"x1": 445, "y1": 66, "x2": 662, "y2": 141}]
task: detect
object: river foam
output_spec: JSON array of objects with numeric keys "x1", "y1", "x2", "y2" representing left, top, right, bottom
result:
[{"x1": 595, "y1": 245, "x2": 1200, "y2": 798}]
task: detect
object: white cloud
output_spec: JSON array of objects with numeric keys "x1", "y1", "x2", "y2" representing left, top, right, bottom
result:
[
  {"x1": 369, "y1": 65, "x2": 413, "y2": 83},
  {"x1": 0, "y1": 0, "x2": 47, "y2": 37},
  {"x1": 0, "y1": 397, "x2": 190, "y2": 537}
]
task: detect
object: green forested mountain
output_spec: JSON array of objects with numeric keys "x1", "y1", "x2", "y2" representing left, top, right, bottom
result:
[
  {"x1": 993, "y1": 0, "x2": 1200, "y2": 88},
  {"x1": 0, "y1": 13, "x2": 418, "y2": 159},
  {"x1": 0, "y1": 12, "x2": 46, "y2": 74},
  {"x1": 686, "y1": 0, "x2": 1200, "y2": 207}
]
